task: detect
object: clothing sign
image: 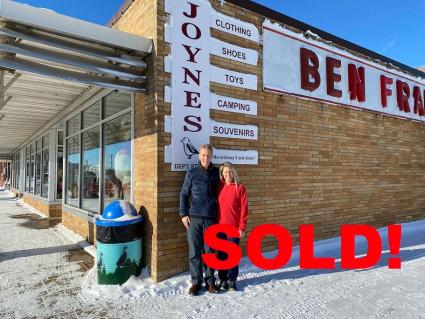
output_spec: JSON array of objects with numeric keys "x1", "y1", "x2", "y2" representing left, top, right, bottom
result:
[
  {"x1": 263, "y1": 20, "x2": 425, "y2": 122},
  {"x1": 211, "y1": 11, "x2": 260, "y2": 43},
  {"x1": 164, "y1": 0, "x2": 260, "y2": 170}
]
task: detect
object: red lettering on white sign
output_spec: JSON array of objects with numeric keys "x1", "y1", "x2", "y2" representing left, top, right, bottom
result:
[{"x1": 300, "y1": 48, "x2": 320, "y2": 92}]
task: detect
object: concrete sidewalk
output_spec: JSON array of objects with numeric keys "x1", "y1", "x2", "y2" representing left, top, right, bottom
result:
[{"x1": 0, "y1": 198, "x2": 95, "y2": 318}]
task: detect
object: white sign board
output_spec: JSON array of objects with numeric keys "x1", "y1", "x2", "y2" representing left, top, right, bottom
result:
[
  {"x1": 211, "y1": 65, "x2": 258, "y2": 90},
  {"x1": 164, "y1": 0, "x2": 260, "y2": 170},
  {"x1": 263, "y1": 20, "x2": 425, "y2": 122},
  {"x1": 211, "y1": 11, "x2": 260, "y2": 43},
  {"x1": 210, "y1": 38, "x2": 258, "y2": 65},
  {"x1": 210, "y1": 93, "x2": 257, "y2": 115},
  {"x1": 213, "y1": 148, "x2": 258, "y2": 165},
  {"x1": 165, "y1": 0, "x2": 211, "y2": 171},
  {"x1": 210, "y1": 120, "x2": 258, "y2": 140}
]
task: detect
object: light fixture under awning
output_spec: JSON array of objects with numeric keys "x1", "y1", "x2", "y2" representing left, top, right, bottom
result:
[{"x1": 0, "y1": 0, "x2": 152, "y2": 92}]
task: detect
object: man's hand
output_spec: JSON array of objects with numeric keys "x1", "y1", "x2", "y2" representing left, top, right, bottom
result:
[{"x1": 182, "y1": 216, "x2": 191, "y2": 230}]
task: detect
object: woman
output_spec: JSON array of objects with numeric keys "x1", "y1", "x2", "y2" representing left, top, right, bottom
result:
[{"x1": 217, "y1": 162, "x2": 248, "y2": 291}]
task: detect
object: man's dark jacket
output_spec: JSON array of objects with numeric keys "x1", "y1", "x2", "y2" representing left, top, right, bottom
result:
[{"x1": 179, "y1": 163, "x2": 220, "y2": 219}]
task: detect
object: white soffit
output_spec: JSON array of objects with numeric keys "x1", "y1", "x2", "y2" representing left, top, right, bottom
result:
[
  {"x1": 0, "y1": 0, "x2": 152, "y2": 53},
  {"x1": 0, "y1": 0, "x2": 152, "y2": 92},
  {"x1": 0, "y1": 71, "x2": 90, "y2": 154},
  {"x1": 0, "y1": 0, "x2": 151, "y2": 154}
]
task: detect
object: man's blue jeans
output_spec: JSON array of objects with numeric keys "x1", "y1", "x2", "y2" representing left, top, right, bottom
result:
[{"x1": 187, "y1": 217, "x2": 216, "y2": 285}]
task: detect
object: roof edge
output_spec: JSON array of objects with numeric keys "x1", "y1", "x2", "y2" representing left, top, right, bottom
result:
[
  {"x1": 108, "y1": 0, "x2": 135, "y2": 27},
  {"x1": 108, "y1": 0, "x2": 425, "y2": 78},
  {"x1": 225, "y1": 0, "x2": 425, "y2": 78}
]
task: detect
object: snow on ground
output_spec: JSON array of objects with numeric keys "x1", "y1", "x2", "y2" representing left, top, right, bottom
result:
[{"x1": 1, "y1": 193, "x2": 425, "y2": 318}]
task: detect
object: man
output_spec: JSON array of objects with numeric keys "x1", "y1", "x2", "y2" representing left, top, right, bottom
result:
[{"x1": 180, "y1": 144, "x2": 220, "y2": 295}]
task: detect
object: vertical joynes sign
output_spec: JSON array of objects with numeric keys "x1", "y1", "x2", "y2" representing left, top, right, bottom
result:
[
  {"x1": 165, "y1": 0, "x2": 260, "y2": 170},
  {"x1": 165, "y1": 0, "x2": 211, "y2": 171}
]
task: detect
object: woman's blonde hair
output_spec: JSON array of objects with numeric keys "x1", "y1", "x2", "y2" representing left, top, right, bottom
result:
[{"x1": 219, "y1": 162, "x2": 239, "y2": 185}]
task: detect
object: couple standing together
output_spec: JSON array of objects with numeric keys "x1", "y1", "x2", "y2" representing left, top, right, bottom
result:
[{"x1": 179, "y1": 144, "x2": 249, "y2": 296}]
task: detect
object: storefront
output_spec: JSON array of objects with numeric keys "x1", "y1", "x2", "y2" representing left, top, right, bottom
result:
[{"x1": 4, "y1": 0, "x2": 425, "y2": 282}]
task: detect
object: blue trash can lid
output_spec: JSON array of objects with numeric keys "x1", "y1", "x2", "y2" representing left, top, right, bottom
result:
[{"x1": 96, "y1": 200, "x2": 143, "y2": 226}]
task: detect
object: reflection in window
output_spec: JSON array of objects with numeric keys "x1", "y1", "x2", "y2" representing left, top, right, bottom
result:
[
  {"x1": 25, "y1": 154, "x2": 29, "y2": 192},
  {"x1": 103, "y1": 91, "x2": 131, "y2": 119},
  {"x1": 35, "y1": 152, "x2": 41, "y2": 195},
  {"x1": 82, "y1": 127, "x2": 100, "y2": 212},
  {"x1": 83, "y1": 101, "x2": 101, "y2": 129},
  {"x1": 57, "y1": 146, "x2": 63, "y2": 200},
  {"x1": 67, "y1": 114, "x2": 80, "y2": 137},
  {"x1": 30, "y1": 154, "x2": 34, "y2": 193},
  {"x1": 57, "y1": 131, "x2": 64, "y2": 200},
  {"x1": 66, "y1": 136, "x2": 80, "y2": 207},
  {"x1": 103, "y1": 113, "x2": 131, "y2": 208},
  {"x1": 42, "y1": 149, "x2": 49, "y2": 198}
]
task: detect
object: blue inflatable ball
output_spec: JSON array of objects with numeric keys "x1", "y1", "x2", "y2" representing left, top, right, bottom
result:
[{"x1": 102, "y1": 200, "x2": 138, "y2": 220}]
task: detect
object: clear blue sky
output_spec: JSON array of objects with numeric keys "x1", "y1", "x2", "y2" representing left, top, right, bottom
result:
[{"x1": 14, "y1": 0, "x2": 425, "y2": 68}]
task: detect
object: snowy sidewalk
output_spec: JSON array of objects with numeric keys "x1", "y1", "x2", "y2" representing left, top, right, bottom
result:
[
  {"x1": 0, "y1": 199, "x2": 94, "y2": 319},
  {"x1": 1, "y1": 198, "x2": 425, "y2": 319},
  {"x1": 0, "y1": 190, "x2": 17, "y2": 200}
]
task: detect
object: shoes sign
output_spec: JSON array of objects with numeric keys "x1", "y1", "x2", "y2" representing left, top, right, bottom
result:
[{"x1": 164, "y1": 0, "x2": 259, "y2": 171}]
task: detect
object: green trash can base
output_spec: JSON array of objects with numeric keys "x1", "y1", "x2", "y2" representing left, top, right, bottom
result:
[{"x1": 97, "y1": 239, "x2": 142, "y2": 285}]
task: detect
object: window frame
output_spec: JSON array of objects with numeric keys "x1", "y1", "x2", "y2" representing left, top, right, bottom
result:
[{"x1": 64, "y1": 91, "x2": 133, "y2": 214}]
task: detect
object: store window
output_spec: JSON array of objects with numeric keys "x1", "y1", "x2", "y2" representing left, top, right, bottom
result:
[
  {"x1": 23, "y1": 134, "x2": 50, "y2": 197},
  {"x1": 65, "y1": 136, "x2": 80, "y2": 207},
  {"x1": 103, "y1": 113, "x2": 132, "y2": 207},
  {"x1": 103, "y1": 91, "x2": 131, "y2": 119},
  {"x1": 82, "y1": 127, "x2": 100, "y2": 212},
  {"x1": 57, "y1": 131, "x2": 64, "y2": 200},
  {"x1": 83, "y1": 101, "x2": 101, "y2": 129},
  {"x1": 30, "y1": 153, "x2": 34, "y2": 193},
  {"x1": 67, "y1": 114, "x2": 80, "y2": 137},
  {"x1": 25, "y1": 147, "x2": 29, "y2": 192},
  {"x1": 12, "y1": 153, "x2": 20, "y2": 189},
  {"x1": 41, "y1": 149, "x2": 49, "y2": 198},
  {"x1": 35, "y1": 152, "x2": 41, "y2": 196},
  {"x1": 64, "y1": 91, "x2": 132, "y2": 214}
]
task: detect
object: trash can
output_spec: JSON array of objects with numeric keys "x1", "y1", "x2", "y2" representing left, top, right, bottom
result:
[{"x1": 96, "y1": 200, "x2": 143, "y2": 285}]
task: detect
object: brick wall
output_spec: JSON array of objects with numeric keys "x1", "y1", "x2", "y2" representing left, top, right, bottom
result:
[
  {"x1": 153, "y1": 0, "x2": 425, "y2": 281},
  {"x1": 109, "y1": 0, "x2": 425, "y2": 282},
  {"x1": 62, "y1": 209, "x2": 96, "y2": 244},
  {"x1": 111, "y1": 0, "x2": 161, "y2": 281},
  {"x1": 22, "y1": 195, "x2": 62, "y2": 218}
]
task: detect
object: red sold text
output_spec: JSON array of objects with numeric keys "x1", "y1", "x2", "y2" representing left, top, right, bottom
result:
[{"x1": 202, "y1": 224, "x2": 402, "y2": 270}]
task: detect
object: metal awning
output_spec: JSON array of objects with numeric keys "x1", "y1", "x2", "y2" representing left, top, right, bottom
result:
[{"x1": 0, "y1": 0, "x2": 152, "y2": 154}]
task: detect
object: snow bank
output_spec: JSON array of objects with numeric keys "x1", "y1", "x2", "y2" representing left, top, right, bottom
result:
[{"x1": 81, "y1": 218, "x2": 425, "y2": 300}]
